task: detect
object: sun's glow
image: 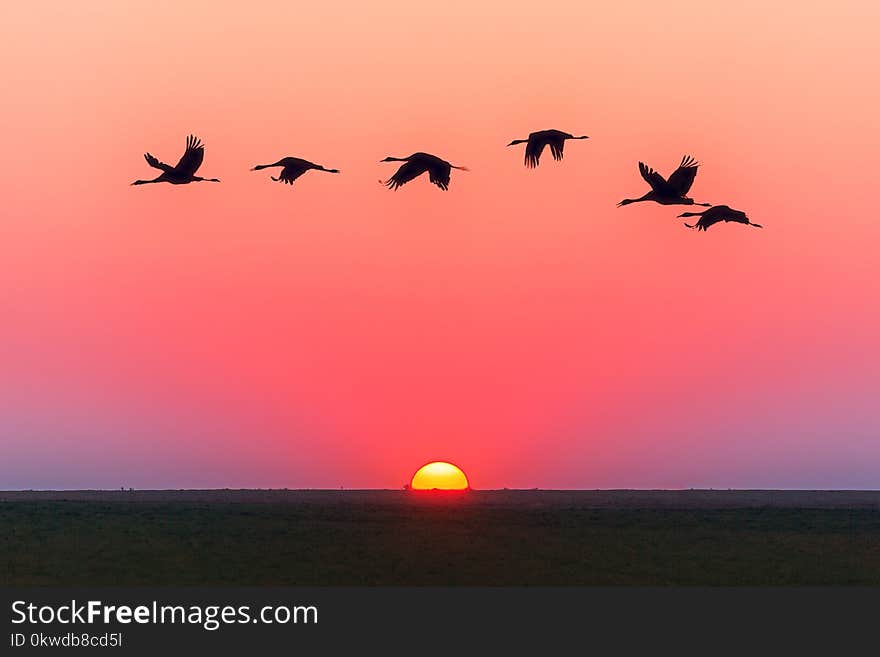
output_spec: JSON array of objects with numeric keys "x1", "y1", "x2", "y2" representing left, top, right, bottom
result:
[{"x1": 410, "y1": 462, "x2": 469, "y2": 490}]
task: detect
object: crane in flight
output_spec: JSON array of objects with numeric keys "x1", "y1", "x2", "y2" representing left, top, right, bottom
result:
[
  {"x1": 380, "y1": 152, "x2": 468, "y2": 191},
  {"x1": 252, "y1": 157, "x2": 340, "y2": 185},
  {"x1": 679, "y1": 205, "x2": 762, "y2": 231},
  {"x1": 131, "y1": 135, "x2": 220, "y2": 185},
  {"x1": 506, "y1": 129, "x2": 589, "y2": 168},
  {"x1": 617, "y1": 155, "x2": 709, "y2": 207}
]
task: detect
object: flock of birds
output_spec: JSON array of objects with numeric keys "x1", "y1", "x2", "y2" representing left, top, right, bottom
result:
[{"x1": 131, "y1": 130, "x2": 762, "y2": 232}]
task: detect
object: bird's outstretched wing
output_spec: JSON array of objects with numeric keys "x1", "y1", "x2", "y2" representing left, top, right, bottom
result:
[
  {"x1": 694, "y1": 215, "x2": 721, "y2": 231},
  {"x1": 524, "y1": 136, "x2": 547, "y2": 168},
  {"x1": 384, "y1": 160, "x2": 428, "y2": 190},
  {"x1": 549, "y1": 136, "x2": 565, "y2": 161},
  {"x1": 174, "y1": 134, "x2": 205, "y2": 177},
  {"x1": 428, "y1": 160, "x2": 452, "y2": 190},
  {"x1": 684, "y1": 207, "x2": 721, "y2": 231},
  {"x1": 144, "y1": 153, "x2": 172, "y2": 172},
  {"x1": 666, "y1": 155, "x2": 699, "y2": 195},
  {"x1": 638, "y1": 162, "x2": 668, "y2": 192},
  {"x1": 275, "y1": 165, "x2": 308, "y2": 185}
]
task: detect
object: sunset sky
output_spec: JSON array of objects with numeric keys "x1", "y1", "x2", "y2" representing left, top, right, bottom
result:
[{"x1": 1, "y1": 1, "x2": 878, "y2": 489}]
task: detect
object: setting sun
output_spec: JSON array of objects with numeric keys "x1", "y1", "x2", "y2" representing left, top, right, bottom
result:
[{"x1": 410, "y1": 462, "x2": 469, "y2": 490}]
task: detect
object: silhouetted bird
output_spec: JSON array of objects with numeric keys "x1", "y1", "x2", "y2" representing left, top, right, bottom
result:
[
  {"x1": 679, "y1": 205, "x2": 762, "y2": 231},
  {"x1": 380, "y1": 152, "x2": 468, "y2": 191},
  {"x1": 251, "y1": 157, "x2": 340, "y2": 185},
  {"x1": 507, "y1": 130, "x2": 589, "y2": 168},
  {"x1": 617, "y1": 155, "x2": 710, "y2": 207},
  {"x1": 131, "y1": 135, "x2": 220, "y2": 185}
]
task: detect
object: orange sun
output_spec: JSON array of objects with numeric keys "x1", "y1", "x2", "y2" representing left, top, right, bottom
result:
[{"x1": 410, "y1": 461, "x2": 469, "y2": 490}]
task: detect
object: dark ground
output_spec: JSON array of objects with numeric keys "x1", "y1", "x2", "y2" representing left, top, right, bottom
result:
[{"x1": 2, "y1": 490, "x2": 879, "y2": 585}]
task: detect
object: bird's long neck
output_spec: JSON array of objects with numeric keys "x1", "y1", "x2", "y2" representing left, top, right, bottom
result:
[
  {"x1": 572, "y1": 135, "x2": 589, "y2": 140},
  {"x1": 508, "y1": 139, "x2": 528, "y2": 146},
  {"x1": 678, "y1": 211, "x2": 705, "y2": 217},
  {"x1": 194, "y1": 176, "x2": 220, "y2": 182},
  {"x1": 131, "y1": 177, "x2": 162, "y2": 185},
  {"x1": 316, "y1": 165, "x2": 340, "y2": 173},
  {"x1": 619, "y1": 193, "x2": 652, "y2": 206},
  {"x1": 253, "y1": 160, "x2": 285, "y2": 170},
  {"x1": 384, "y1": 156, "x2": 409, "y2": 162}
]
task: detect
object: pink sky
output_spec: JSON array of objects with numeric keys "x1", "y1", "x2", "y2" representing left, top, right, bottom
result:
[{"x1": 1, "y1": 2, "x2": 878, "y2": 488}]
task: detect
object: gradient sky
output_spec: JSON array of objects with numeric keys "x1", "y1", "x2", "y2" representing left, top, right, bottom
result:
[{"x1": 1, "y1": 2, "x2": 878, "y2": 489}]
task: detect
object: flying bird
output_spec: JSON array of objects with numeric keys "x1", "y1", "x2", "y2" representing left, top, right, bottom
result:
[
  {"x1": 617, "y1": 155, "x2": 710, "y2": 207},
  {"x1": 507, "y1": 129, "x2": 589, "y2": 168},
  {"x1": 380, "y1": 152, "x2": 468, "y2": 191},
  {"x1": 131, "y1": 135, "x2": 220, "y2": 185},
  {"x1": 679, "y1": 205, "x2": 762, "y2": 231},
  {"x1": 251, "y1": 157, "x2": 340, "y2": 185}
]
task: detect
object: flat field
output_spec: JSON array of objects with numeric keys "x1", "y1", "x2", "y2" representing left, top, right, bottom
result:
[{"x1": 2, "y1": 490, "x2": 879, "y2": 585}]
